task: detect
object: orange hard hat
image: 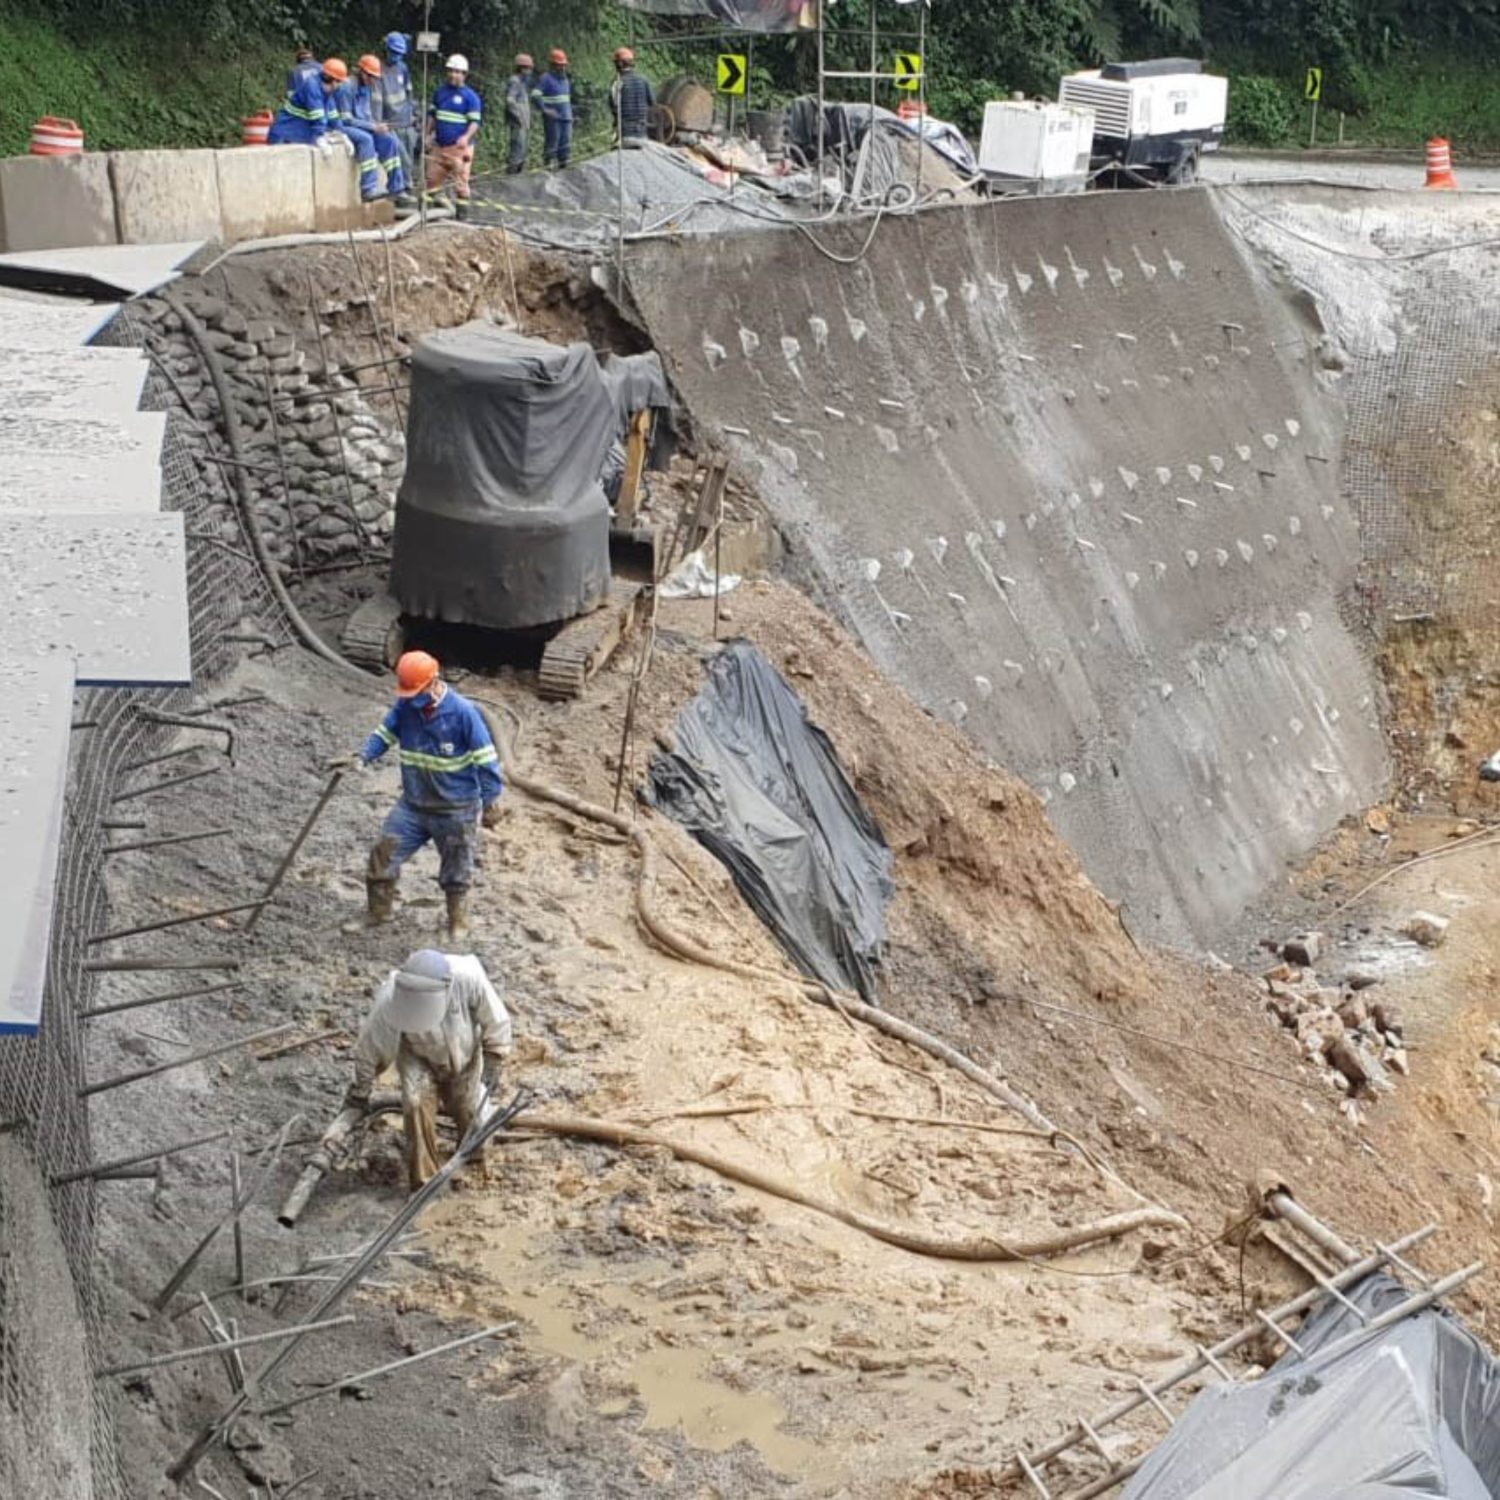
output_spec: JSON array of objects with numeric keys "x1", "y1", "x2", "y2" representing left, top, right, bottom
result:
[
  {"x1": 550, "y1": 47, "x2": 568, "y2": 65},
  {"x1": 515, "y1": 52, "x2": 534, "y2": 68},
  {"x1": 395, "y1": 650, "x2": 440, "y2": 698},
  {"x1": 358, "y1": 53, "x2": 382, "y2": 77},
  {"x1": 613, "y1": 46, "x2": 635, "y2": 64},
  {"x1": 321, "y1": 57, "x2": 349, "y2": 82}
]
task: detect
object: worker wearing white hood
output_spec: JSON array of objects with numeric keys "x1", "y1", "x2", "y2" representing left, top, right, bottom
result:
[{"x1": 347, "y1": 948, "x2": 513, "y2": 1189}]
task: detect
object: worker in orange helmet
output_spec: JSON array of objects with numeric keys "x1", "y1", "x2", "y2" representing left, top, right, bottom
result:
[
  {"x1": 610, "y1": 45, "x2": 655, "y2": 148},
  {"x1": 506, "y1": 53, "x2": 535, "y2": 174},
  {"x1": 533, "y1": 47, "x2": 572, "y2": 168},
  {"x1": 346, "y1": 650, "x2": 503, "y2": 940}
]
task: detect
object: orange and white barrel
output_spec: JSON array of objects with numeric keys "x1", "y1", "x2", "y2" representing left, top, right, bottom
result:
[
  {"x1": 897, "y1": 98, "x2": 928, "y2": 122},
  {"x1": 29, "y1": 117, "x2": 84, "y2": 156},
  {"x1": 242, "y1": 110, "x2": 274, "y2": 146},
  {"x1": 1425, "y1": 137, "x2": 1458, "y2": 190}
]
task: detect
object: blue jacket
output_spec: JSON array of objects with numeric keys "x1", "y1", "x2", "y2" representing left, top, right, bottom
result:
[
  {"x1": 286, "y1": 58, "x2": 321, "y2": 95},
  {"x1": 533, "y1": 69, "x2": 572, "y2": 123},
  {"x1": 379, "y1": 58, "x2": 415, "y2": 128},
  {"x1": 430, "y1": 83, "x2": 483, "y2": 147},
  {"x1": 361, "y1": 687, "x2": 503, "y2": 812},
  {"x1": 347, "y1": 82, "x2": 381, "y2": 127},
  {"x1": 267, "y1": 73, "x2": 331, "y2": 146}
]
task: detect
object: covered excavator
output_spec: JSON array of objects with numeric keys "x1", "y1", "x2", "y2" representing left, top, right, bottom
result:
[{"x1": 344, "y1": 321, "x2": 673, "y2": 698}]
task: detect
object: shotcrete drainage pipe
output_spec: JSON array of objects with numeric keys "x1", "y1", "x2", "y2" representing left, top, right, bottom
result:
[{"x1": 166, "y1": 292, "x2": 380, "y2": 689}]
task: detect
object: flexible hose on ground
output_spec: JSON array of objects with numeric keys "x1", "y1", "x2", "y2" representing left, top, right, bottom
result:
[
  {"x1": 510, "y1": 1112, "x2": 1185, "y2": 1261},
  {"x1": 167, "y1": 292, "x2": 380, "y2": 689}
]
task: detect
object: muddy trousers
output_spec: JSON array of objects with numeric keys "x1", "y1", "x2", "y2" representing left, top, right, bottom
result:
[
  {"x1": 367, "y1": 797, "x2": 479, "y2": 901},
  {"x1": 397, "y1": 1044, "x2": 483, "y2": 1190}
]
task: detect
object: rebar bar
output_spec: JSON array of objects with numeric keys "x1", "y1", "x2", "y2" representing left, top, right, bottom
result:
[
  {"x1": 83, "y1": 956, "x2": 241, "y2": 974},
  {"x1": 259, "y1": 1321, "x2": 516, "y2": 1416},
  {"x1": 136, "y1": 707, "x2": 237, "y2": 760},
  {"x1": 245, "y1": 772, "x2": 341, "y2": 934},
  {"x1": 111, "y1": 765, "x2": 223, "y2": 804},
  {"x1": 121, "y1": 745, "x2": 204, "y2": 775},
  {"x1": 347, "y1": 230, "x2": 406, "y2": 427},
  {"x1": 50, "y1": 1129, "x2": 232, "y2": 1185},
  {"x1": 80, "y1": 1023, "x2": 294, "y2": 1098},
  {"x1": 87, "y1": 898, "x2": 268, "y2": 946},
  {"x1": 230, "y1": 1153, "x2": 247, "y2": 1303},
  {"x1": 97, "y1": 1316, "x2": 355, "y2": 1379},
  {"x1": 104, "y1": 828, "x2": 234, "y2": 857}
]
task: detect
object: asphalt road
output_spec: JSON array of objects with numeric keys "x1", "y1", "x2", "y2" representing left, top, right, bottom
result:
[{"x1": 1202, "y1": 149, "x2": 1500, "y2": 191}]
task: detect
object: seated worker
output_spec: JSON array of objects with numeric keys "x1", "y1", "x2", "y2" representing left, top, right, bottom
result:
[
  {"x1": 268, "y1": 56, "x2": 344, "y2": 146},
  {"x1": 345, "y1": 948, "x2": 513, "y2": 1190},
  {"x1": 334, "y1": 55, "x2": 414, "y2": 204}
]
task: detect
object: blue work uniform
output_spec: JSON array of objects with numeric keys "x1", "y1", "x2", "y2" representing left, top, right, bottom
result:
[
  {"x1": 351, "y1": 81, "x2": 409, "y2": 194},
  {"x1": 379, "y1": 55, "x2": 419, "y2": 178},
  {"x1": 361, "y1": 687, "x2": 502, "y2": 893},
  {"x1": 267, "y1": 73, "x2": 332, "y2": 147},
  {"x1": 285, "y1": 58, "x2": 321, "y2": 95},
  {"x1": 429, "y1": 83, "x2": 483, "y2": 147},
  {"x1": 332, "y1": 81, "x2": 405, "y2": 199},
  {"x1": 533, "y1": 69, "x2": 572, "y2": 168}
]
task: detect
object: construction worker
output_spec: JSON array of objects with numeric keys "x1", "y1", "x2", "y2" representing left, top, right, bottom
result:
[
  {"x1": 609, "y1": 47, "x2": 655, "y2": 147},
  {"x1": 286, "y1": 46, "x2": 321, "y2": 96},
  {"x1": 377, "y1": 31, "x2": 419, "y2": 186},
  {"x1": 426, "y1": 54, "x2": 483, "y2": 220},
  {"x1": 345, "y1": 948, "x2": 513, "y2": 1191},
  {"x1": 534, "y1": 49, "x2": 572, "y2": 169},
  {"x1": 267, "y1": 57, "x2": 344, "y2": 147},
  {"x1": 350, "y1": 55, "x2": 414, "y2": 205},
  {"x1": 506, "y1": 53, "x2": 534, "y2": 174},
  {"x1": 351, "y1": 650, "x2": 502, "y2": 940},
  {"x1": 330, "y1": 57, "x2": 410, "y2": 203}
]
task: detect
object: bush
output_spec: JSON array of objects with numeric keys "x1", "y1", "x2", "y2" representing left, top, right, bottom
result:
[{"x1": 1227, "y1": 74, "x2": 1296, "y2": 145}]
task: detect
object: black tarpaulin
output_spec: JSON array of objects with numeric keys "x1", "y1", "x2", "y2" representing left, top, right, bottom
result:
[
  {"x1": 618, "y1": 0, "x2": 816, "y2": 33},
  {"x1": 1122, "y1": 1273, "x2": 1500, "y2": 1499},
  {"x1": 391, "y1": 322, "x2": 670, "y2": 631},
  {"x1": 648, "y1": 641, "x2": 894, "y2": 999}
]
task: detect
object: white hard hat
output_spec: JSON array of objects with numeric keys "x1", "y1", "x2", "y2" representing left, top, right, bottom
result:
[
  {"x1": 385, "y1": 949, "x2": 451, "y2": 1034},
  {"x1": 445, "y1": 53, "x2": 469, "y2": 72}
]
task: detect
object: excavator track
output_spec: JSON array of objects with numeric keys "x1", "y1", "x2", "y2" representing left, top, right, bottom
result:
[
  {"x1": 341, "y1": 593, "x2": 406, "y2": 671},
  {"x1": 537, "y1": 580, "x2": 646, "y2": 701}
]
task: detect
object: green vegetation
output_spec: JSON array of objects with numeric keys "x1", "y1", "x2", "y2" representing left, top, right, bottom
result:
[{"x1": 3, "y1": 0, "x2": 1500, "y2": 162}]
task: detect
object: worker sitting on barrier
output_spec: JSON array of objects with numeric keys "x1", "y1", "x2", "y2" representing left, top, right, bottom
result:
[
  {"x1": 331, "y1": 56, "x2": 413, "y2": 204},
  {"x1": 346, "y1": 650, "x2": 503, "y2": 941},
  {"x1": 345, "y1": 948, "x2": 513, "y2": 1191},
  {"x1": 267, "y1": 56, "x2": 345, "y2": 147}
]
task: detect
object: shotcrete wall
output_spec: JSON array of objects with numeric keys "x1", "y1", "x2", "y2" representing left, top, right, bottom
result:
[{"x1": 627, "y1": 190, "x2": 1389, "y2": 948}]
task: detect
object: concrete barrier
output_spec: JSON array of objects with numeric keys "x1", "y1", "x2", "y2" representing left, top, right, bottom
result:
[
  {"x1": 110, "y1": 149, "x2": 223, "y2": 243},
  {"x1": 311, "y1": 146, "x2": 364, "y2": 232},
  {"x1": 215, "y1": 145, "x2": 314, "y2": 242},
  {"x1": 0, "y1": 154, "x2": 117, "y2": 253}
]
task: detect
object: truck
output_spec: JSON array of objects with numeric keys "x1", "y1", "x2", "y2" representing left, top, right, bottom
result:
[{"x1": 1059, "y1": 59, "x2": 1227, "y2": 185}]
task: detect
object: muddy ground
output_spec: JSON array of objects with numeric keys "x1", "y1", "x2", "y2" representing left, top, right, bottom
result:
[{"x1": 89, "y1": 569, "x2": 1500, "y2": 1500}]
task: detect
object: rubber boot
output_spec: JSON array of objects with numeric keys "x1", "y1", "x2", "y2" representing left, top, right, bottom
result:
[
  {"x1": 445, "y1": 887, "x2": 471, "y2": 943},
  {"x1": 366, "y1": 879, "x2": 395, "y2": 926},
  {"x1": 455, "y1": 198, "x2": 471, "y2": 222}
]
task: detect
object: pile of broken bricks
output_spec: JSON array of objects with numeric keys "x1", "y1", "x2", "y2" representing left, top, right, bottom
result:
[{"x1": 1260, "y1": 928, "x2": 1413, "y2": 1124}]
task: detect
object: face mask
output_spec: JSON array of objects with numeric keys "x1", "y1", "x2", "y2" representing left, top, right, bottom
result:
[{"x1": 409, "y1": 691, "x2": 434, "y2": 710}]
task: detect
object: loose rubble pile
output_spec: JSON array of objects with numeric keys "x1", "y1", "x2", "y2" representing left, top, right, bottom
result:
[
  {"x1": 1261, "y1": 928, "x2": 1409, "y2": 1121},
  {"x1": 134, "y1": 290, "x2": 407, "y2": 572}
]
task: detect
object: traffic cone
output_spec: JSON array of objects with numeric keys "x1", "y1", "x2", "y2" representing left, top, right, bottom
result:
[{"x1": 1425, "y1": 137, "x2": 1458, "y2": 190}]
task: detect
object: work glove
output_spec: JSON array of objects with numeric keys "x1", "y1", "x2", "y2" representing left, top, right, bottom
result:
[
  {"x1": 327, "y1": 754, "x2": 371, "y2": 774},
  {"x1": 481, "y1": 800, "x2": 505, "y2": 829}
]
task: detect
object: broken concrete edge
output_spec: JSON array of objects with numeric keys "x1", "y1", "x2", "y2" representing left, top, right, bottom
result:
[{"x1": 0, "y1": 147, "x2": 388, "y2": 254}]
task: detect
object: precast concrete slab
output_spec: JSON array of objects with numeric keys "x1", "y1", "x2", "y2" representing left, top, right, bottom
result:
[
  {"x1": 311, "y1": 147, "x2": 363, "y2": 232},
  {"x1": 0, "y1": 239, "x2": 202, "y2": 300},
  {"x1": 0, "y1": 292, "x2": 121, "y2": 348},
  {"x1": 216, "y1": 146, "x2": 314, "y2": 242},
  {"x1": 0, "y1": 511, "x2": 190, "y2": 686},
  {"x1": 110, "y1": 149, "x2": 223, "y2": 245},
  {"x1": 626, "y1": 190, "x2": 1390, "y2": 948},
  {"x1": 0, "y1": 344, "x2": 148, "y2": 417},
  {"x1": 0, "y1": 410, "x2": 165, "y2": 514},
  {"x1": 0, "y1": 152, "x2": 117, "y2": 254},
  {"x1": 0, "y1": 654, "x2": 74, "y2": 1034}
]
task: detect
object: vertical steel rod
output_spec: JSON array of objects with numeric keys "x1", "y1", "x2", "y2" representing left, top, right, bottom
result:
[{"x1": 245, "y1": 771, "x2": 343, "y2": 934}]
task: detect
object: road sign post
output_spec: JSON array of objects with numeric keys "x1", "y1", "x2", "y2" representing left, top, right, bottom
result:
[
  {"x1": 1305, "y1": 66, "x2": 1323, "y2": 147},
  {"x1": 894, "y1": 52, "x2": 922, "y2": 92},
  {"x1": 716, "y1": 54, "x2": 747, "y2": 95}
]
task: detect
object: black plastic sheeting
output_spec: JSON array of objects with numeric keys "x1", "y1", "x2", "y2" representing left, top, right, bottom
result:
[
  {"x1": 392, "y1": 322, "x2": 670, "y2": 631},
  {"x1": 1123, "y1": 1273, "x2": 1500, "y2": 1499},
  {"x1": 648, "y1": 641, "x2": 894, "y2": 1000},
  {"x1": 618, "y1": 0, "x2": 815, "y2": 33}
]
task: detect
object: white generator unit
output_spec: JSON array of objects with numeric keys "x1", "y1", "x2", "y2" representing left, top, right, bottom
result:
[
  {"x1": 978, "y1": 98, "x2": 1094, "y2": 195},
  {"x1": 1059, "y1": 58, "x2": 1227, "y2": 183}
]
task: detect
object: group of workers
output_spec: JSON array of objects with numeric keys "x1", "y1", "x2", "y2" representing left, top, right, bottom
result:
[
  {"x1": 269, "y1": 35, "x2": 482, "y2": 216},
  {"x1": 503, "y1": 47, "x2": 655, "y2": 173}
]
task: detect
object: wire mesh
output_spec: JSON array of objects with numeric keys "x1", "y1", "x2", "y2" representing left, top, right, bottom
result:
[{"x1": 0, "y1": 300, "x2": 292, "y2": 1499}]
